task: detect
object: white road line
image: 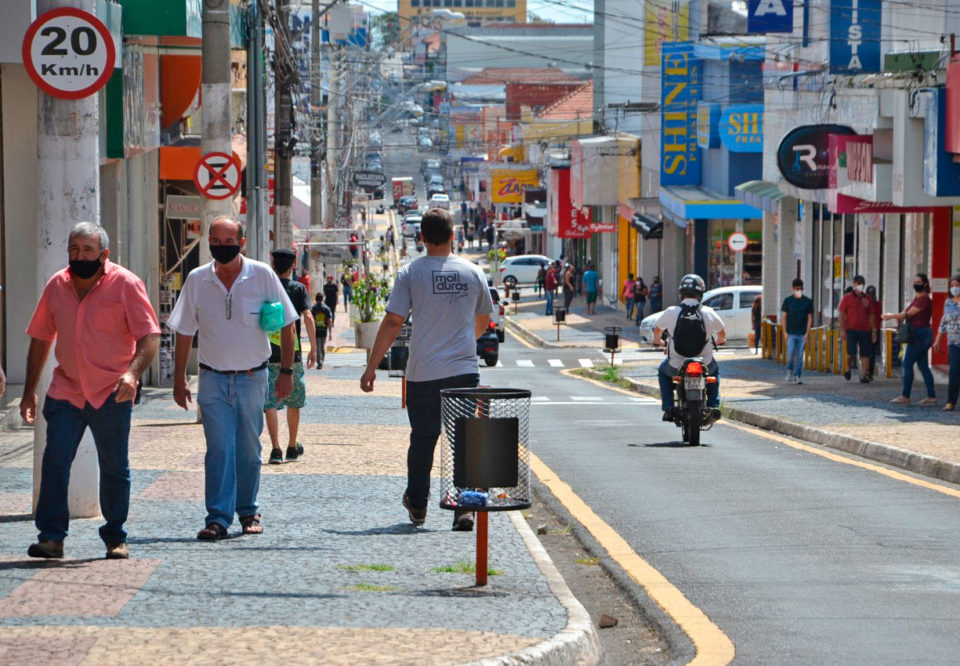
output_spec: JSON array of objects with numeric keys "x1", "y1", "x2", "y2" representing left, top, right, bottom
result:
[
  {"x1": 548, "y1": 359, "x2": 564, "y2": 367},
  {"x1": 531, "y1": 396, "x2": 551, "y2": 402},
  {"x1": 516, "y1": 359, "x2": 535, "y2": 367},
  {"x1": 495, "y1": 360, "x2": 504, "y2": 367},
  {"x1": 578, "y1": 359, "x2": 594, "y2": 368},
  {"x1": 570, "y1": 396, "x2": 603, "y2": 402}
]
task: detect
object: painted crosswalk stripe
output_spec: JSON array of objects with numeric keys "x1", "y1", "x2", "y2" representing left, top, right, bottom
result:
[
  {"x1": 570, "y1": 396, "x2": 603, "y2": 401},
  {"x1": 548, "y1": 359, "x2": 564, "y2": 367},
  {"x1": 531, "y1": 396, "x2": 551, "y2": 402},
  {"x1": 516, "y1": 359, "x2": 535, "y2": 368},
  {"x1": 578, "y1": 359, "x2": 594, "y2": 368},
  {"x1": 496, "y1": 360, "x2": 504, "y2": 367}
]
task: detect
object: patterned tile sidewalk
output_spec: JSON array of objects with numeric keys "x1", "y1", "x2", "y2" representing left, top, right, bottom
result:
[{"x1": 0, "y1": 357, "x2": 596, "y2": 665}]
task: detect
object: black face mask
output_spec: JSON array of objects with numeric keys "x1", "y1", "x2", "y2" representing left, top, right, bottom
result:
[
  {"x1": 914, "y1": 284, "x2": 925, "y2": 293},
  {"x1": 69, "y1": 254, "x2": 103, "y2": 279},
  {"x1": 210, "y1": 244, "x2": 241, "y2": 264}
]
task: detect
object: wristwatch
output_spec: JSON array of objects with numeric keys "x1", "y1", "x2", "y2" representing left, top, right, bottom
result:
[{"x1": 279, "y1": 367, "x2": 294, "y2": 376}]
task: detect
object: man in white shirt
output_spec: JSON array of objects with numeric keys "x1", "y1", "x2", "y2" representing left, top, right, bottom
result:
[
  {"x1": 168, "y1": 217, "x2": 299, "y2": 540},
  {"x1": 651, "y1": 274, "x2": 726, "y2": 424},
  {"x1": 360, "y1": 208, "x2": 493, "y2": 531}
]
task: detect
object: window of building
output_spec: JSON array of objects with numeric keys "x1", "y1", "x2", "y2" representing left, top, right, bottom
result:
[
  {"x1": 452, "y1": 0, "x2": 463, "y2": 5},
  {"x1": 411, "y1": 0, "x2": 420, "y2": 5},
  {"x1": 506, "y1": 0, "x2": 515, "y2": 5}
]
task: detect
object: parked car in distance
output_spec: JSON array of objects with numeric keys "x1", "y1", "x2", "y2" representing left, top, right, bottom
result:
[
  {"x1": 428, "y1": 193, "x2": 450, "y2": 209},
  {"x1": 396, "y1": 195, "x2": 418, "y2": 215},
  {"x1": 489, "y1": 287, "x2": 505, "y2": 342},
  {"x1": 420, "y1": 158, "x2": 441, "y2": 175},
  {"x1": 637, "y1": 284, "x2": 763, "y2": 343},
  {"x1": 476, "y1": 321, "x2": 500, "y2": 367},
  {"x1": 401, "y1": 214, "x2": 423, "y2": 237},
  {"x1": 497, "y1": 254, "x2": 552, "y2": 288}
]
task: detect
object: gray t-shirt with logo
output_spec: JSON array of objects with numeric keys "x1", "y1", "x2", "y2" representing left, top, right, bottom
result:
[{"x1": 386, "y1": 254, "x2": 494, "y2": 382}]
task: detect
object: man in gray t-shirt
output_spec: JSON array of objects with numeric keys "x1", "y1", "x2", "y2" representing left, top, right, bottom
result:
[{"x1": 361, "y1": 208, "x2": 493, "y2": 531}]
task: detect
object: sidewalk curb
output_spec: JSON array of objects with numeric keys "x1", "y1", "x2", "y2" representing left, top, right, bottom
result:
[
  {"x1": 462, "y1": 512, "x2": 602, "y2": 666},
  {"x1": 579, "y1": 368, "x2": 960, "y2": 486},
  {"x1": 505, "y1": 317, "x2": 594, "y2": 350}
]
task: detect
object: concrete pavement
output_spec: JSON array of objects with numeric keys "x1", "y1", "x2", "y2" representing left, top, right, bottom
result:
[{"x1": 506, "y1": 291, "x2": 960, "y2": 485}]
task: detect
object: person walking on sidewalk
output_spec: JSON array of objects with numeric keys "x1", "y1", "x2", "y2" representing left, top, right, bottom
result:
[
  {"x1": 623, "y1": 273, "x2": 636, "y2": 320},
  {"x1": 562, "y1": 264, "x2": 576, "y2": 311},
  {"x1": 751, "y1": 295, "x2": 763, "y2": 354},
  {"x1": 360, "y1": 208, "x2": 493, "y2": 532},
  {"x1": 264, "y1": 249, "x2": 318, "y2": 465},
  {"x1": 934, "y1": 274, "x2": 960, "y2": 411},
  {"x1": 780, "y1": 278, "x2": 814, "y2": 384},
  {"x1": 649, "y1": 276, "x2": 663, "y2": 313},
  {"x1": 312, "y1": 294, "x2": 334, "y2": 368},
  {"x1": 22, "y1": 222, "x2": 160, "y2": 560},
  {"x1": 544, "y1": 262, "x2": 558, "y2": 316},
  {"x1": 323, "y1": 274, "x2": 340, "y2": 318},
  {"x1": 883, "y1": 273, "x2": 937, "y2": 405},
  {"x1": 341, "y1": 272, "x2": 353, "y2": 308},
  {"x1": 838, "y1": 275, "x2": 877, "y2": 383},
  {"x1": 582, "y1": 262, "x2": 599, "y2": 314},
  {"x1": 168, "y1": 217, "x2": 299, "y2": 540},
  {"x1": 633, "y1": 277, "x2": 649, "y2": 325}
]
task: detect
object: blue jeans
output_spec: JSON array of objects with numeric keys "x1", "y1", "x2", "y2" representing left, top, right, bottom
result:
[
  {"x1": 545, "y1": 290, "x2": 554, "y2": 315},
  {"x1": 36, "y1": 395, "x2": 133, "y2": 544},
  {"x1": 658, "y1": 358, "x2": 720, "y2": 411},
  {"x1": 948, "y1": 345, "x2": 960, "y2": 406},
  {"x1": 197, "y1": 367, "x2": 269, "y2": 528},
  {"x1": 625, "y1": 297, "x2": 635, "y2": 319},
  {"x1": 404, "y1": 373, "x2": 479, "y2": 509},
  {"x1": 635, "y1": 300, "x2": 646, "y2": 325},
  {"x1": 901, "y1": 326, "x2": 935, "y2": 399},
  {"x1": 786, "y1": 333, "x2": 806, "y2": 377}
]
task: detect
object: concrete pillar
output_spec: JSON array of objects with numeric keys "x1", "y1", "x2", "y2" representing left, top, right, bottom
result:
[
  {"x1": 201, "y1": 0, "x2": 234, "y2": 257},
  {"x1": 33, "y1": 0, "x2": 101, "y2": 518},
  {"x1": 661, "y1": 220, "x2": 685, "y2": 307},
  {"x1": 881, "y1": 215, "x2": 902, "y2": 313},
  {"x1": 801, "y1": 201, "x2": 814, "y2": 297},
  {"x1": 761, "y1": 208, "x2": 778, "y2": 319},
  {"x1": 857, "y1": 217, "x2": 882, "y2": 291},
  {"x1": 777, "y1": 197, "x2": 798, "y2": 310}
]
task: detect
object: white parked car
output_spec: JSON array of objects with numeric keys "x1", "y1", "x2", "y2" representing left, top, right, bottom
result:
[
  {"x1": 428, "y1": 193, "x2": 450, "y2": 209},
  {"x1": 401, "y1": 214, "x2": 422, "y2": 238},
  {"x1": 637, "y1": 285, "x2": 763, "y2": 343},
  {"x1": 497, "y1": 254, "x2": 552, "y2": 288}
]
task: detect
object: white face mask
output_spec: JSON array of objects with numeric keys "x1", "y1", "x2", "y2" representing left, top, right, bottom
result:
[
  {"x1": 854, "y1": 285, "x2": 864, "y2": 294},
  {"x1": 793, "y1": 289, "x2": 803, "y2": 297},
  {"x1": 951, "y1": 286, "x2": 960, "y2": 297}
]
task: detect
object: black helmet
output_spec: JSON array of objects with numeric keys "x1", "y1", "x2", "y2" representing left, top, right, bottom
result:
[{"x1": 678, "y1": 274, "x2": 706, "y2": 300}]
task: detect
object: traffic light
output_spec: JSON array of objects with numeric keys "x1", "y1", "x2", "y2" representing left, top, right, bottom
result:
[{"x1": 631, "y1": 213, "x2": 663, "y2": 240}]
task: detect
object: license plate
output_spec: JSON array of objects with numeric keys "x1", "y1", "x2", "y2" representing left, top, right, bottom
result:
[{"x1": 684, "y1": 377, "x2": 704, "y2": 390}]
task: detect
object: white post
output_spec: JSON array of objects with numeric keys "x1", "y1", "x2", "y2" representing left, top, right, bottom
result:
[{"x1": 33, "y1": 0, "x2": 101, "y2": 518}]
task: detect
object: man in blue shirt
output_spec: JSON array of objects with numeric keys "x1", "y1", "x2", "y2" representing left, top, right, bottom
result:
[
  {"x1": 780, "y1": 278, "x2": 814, "y2": 384},
  {"x1": 582, "y1": 262, "x2": 599, "y2": 314}
]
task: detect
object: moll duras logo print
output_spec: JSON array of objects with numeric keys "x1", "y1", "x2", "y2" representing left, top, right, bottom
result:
[{"x1": 432, "y1": 271, "x2": 469, "y2": 296}]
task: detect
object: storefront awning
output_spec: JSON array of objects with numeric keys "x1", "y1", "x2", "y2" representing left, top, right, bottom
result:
[
  {"x1": 734, "y1": 180, "x2": 786, "y2": 213},
  {"x1": 659, "y1": 185, "x2": 763, "y2": 222}
]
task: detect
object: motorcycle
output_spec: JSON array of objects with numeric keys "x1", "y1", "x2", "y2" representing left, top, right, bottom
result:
[{"x1": 667, "y1": 357, "x2": 717, "y2": 446}]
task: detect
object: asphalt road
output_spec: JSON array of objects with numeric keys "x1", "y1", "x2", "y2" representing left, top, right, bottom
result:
[{"x1": 485, "y1": 334, "x2": 960, "y2": 664}]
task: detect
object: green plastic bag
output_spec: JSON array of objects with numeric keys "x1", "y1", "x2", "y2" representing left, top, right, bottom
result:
[{"x1": 259, "y1": 301, "x2": 285, "y2": 333}]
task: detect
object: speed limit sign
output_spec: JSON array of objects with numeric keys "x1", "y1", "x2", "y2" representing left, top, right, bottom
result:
[{"x1": 21, "y1": 7, "x2": 116, "y2": 100}]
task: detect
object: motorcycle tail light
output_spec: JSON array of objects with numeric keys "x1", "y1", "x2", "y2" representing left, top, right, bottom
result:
[
  {"x1": 672, "y1": 376, "x2": 681, "y2": 383},
  {"x1": 489, "y1": 321, "x2": 496, "y2": 329},
  {"x1": 686, "y1": 362, "x2": 703, "y2": 376},
  {"x1": 706, "y1": 376, "x2": 717, "y2": 384}
]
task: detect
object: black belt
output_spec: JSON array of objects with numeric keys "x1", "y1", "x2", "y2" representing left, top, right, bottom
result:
[{"x1": 199, "y1": 361, "x2": 268, "y2": 375}]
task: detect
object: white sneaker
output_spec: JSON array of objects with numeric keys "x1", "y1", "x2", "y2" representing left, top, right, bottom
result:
[
  {"x1": 794, "y1": 376, "x2": 803, "y2": 385},
  {"x1": 784, "y1": 372, "x2": 793, "y2": 382}
]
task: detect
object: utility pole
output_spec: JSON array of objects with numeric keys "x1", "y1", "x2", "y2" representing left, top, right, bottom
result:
[
  {"x1": 310, "y1": 0, "x2": 323, "y2": 230},
  {"x1": 274, "y1": 0, "x2": 295, "y2": 250},
  {"x1": 32, "y1": 0, "x2": 100, "y2": 517},
  {"x1": 202, "y1": 0, "x2": 234, "y2": 259},
  {"x1": 325, "y1": 46, "x2": 341, "y2": 228},
  {"x1": 246, "y1": 0, "x2": 268, "y2": 261}
]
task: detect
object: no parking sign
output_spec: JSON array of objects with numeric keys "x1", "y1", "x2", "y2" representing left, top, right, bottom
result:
[
  {"x1": 194, "y1": 152, "x2": 242, "y2": 201},
  {"x1": 22, "y1": 7, "x2": 116, "y2": 100}
]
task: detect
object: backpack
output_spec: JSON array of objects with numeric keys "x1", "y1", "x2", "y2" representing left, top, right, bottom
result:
[{"x1": 672, "y1": 303, "x2": 707, "y2": 357}]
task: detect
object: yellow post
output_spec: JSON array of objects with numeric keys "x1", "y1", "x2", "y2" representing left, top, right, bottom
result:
[{"x1": 885, "y1": 328, "x2": 894, "y2": 379}]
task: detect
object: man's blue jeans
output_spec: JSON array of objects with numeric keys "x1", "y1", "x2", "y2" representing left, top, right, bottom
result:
[
  {"x1": 625, "y1": 297, "x2": 635, "y2": 319},
  {"x1": 786, "y1": 333, "x2": 806, "y2": 377},
  {"x1": 197, "y1": 367, "x2": 268, "y2": 528},
  {"x1": 36, "y1": 394, "x2": 132, "y2": 544},
  {"x1": 404, "y1": 373, "x2": 479, "y2": 509},
  {"x1": 901, "y1": 326, "x2": 935, "y2": 399},
  {"x1": 545, "y1": 290, "x2": 554, "y2": 315},
  {"x1": 658, "y1": 359, "x2": 720, "y2": 411}
]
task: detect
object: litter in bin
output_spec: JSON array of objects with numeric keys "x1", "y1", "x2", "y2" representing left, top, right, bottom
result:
[{"x1": 460, "y1": 490, "x2": 489, "y2": 507}]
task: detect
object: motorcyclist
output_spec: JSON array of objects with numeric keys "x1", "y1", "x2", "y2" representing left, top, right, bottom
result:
[{"x1": 651, "y1": 274, "x2": 726, "y2": 424}]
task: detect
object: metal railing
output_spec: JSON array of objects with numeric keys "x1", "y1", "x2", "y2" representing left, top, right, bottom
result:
[{"x1": 760, "y1": 321, "x2": 896, "y2": 378}]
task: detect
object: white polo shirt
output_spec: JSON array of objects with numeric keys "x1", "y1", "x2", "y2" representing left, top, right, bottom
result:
[
  {"x1": 655, "y1": 298, "x2": 725, "y2": 369},
  {"x1": 167, "y1": 257, "x2": 298, "y2": 371}
]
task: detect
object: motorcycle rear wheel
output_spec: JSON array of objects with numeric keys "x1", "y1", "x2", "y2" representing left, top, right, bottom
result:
[{"x1": 686, "y1": 402, "x2": 702, "y2": 446}]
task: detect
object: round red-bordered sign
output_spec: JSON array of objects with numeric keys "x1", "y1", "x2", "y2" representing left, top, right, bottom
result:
[
  {"x1": 727, "y1": 231, "x2": 749, "y2": 253},
  {"x1": 21, "y1": 7, "x2": 116, "y2": 100},
  {"x1": 194, "y1": 152, "x2": 243, "y2": 201}
]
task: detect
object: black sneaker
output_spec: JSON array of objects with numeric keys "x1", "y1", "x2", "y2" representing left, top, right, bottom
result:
[
  {"x1": 452, "y1": 512, "x2": 475, "y2": 531},
  {"x1": 268, "y1": 448, "x2": 283, "y2": 465},
  {"x1": 844, "y1": 370, "x2": 852, "y2": 381},
  {"x1": 285, "y1": 442, "x2": 303, "y2": 462},
  {"x1": 402, "y1": 493, "x2": 426, "y2": 527},
  {"x1": 662, "y1": 408, "x2": 674, "y2": 422}
]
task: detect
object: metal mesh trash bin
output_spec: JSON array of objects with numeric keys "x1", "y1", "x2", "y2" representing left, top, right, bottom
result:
[
  {"x1": 387, "y1": 324, "x2": 411, "y2": 378},
  {"x1": 438, "y1": 388, "x2": 531, "y2": 512}
]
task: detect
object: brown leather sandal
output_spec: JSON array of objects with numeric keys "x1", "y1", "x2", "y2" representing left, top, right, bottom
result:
[
  {"x1": 240, "y1": 514, "x2": 263, "y2": 535},
  {"x1": 197, "y1": 523, "x2": 228, "y2": 541}
]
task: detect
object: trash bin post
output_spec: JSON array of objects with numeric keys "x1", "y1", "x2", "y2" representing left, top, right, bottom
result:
[
  {"x1": 553, "y1": 306, "x2": 566, "y2": 342},
  {"x1": 512, "y1": 288, "x2": 521, "y2": 315},
  {"x1": 603, "y1": 326, "x2": 621, "y2": 367}
]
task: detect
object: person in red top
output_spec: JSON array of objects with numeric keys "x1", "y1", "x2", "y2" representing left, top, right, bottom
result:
[
  {"x1": 21, "y1": 222, "x2": 160, "y2": 560},
  {"x1": 882, "y1": 273, "x2": 937, "y2": 405},
  {"x1": 837, "y1": 274, "x2": 877, "y2": 383}
]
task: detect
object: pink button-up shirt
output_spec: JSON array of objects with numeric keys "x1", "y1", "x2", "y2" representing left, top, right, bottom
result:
[{"x1": 26, "y1": 260, "x2": 160, "y2": 409}]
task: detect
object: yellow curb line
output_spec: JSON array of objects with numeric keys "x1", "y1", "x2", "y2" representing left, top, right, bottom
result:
[
  {"x1": 721, "y1": 420, "x2": 960, "y2": 500},
  {"x1": 530, "y1": 451, "x2": 735, "y2": 666}
]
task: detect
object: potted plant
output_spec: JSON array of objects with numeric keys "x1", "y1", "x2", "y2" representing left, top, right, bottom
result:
[{"x1": 351, "y1": 275, "x2": 389, "y2": 349}]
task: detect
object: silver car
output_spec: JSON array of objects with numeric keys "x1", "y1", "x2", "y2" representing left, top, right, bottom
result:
[{"x1": 637, "y1": 285, "x2": 763, "y2": 342}]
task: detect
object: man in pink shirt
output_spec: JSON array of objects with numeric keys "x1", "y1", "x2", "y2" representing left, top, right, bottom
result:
[{"x1": 21, "y1": 222, "x2": 160, "y2": 560}]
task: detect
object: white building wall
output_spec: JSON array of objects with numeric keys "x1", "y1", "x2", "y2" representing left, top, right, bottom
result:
[{"x1": 445, "y1": 35, "x2": 595, "y2": 75}]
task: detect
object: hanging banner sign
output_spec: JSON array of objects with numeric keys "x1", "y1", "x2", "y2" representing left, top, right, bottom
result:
[
  {"x1": 22, "y1": 7, "x2": 116, "y2": 99},
  {"x1": 777, "y1": 124, "x2": 856, "y2": 190},
  {"x1": 719, "y1": 104, "x2": 764, "y2": 153},
  {"x1": 747, "y1": 0, "x2": 793, "y2": 33},
  {"x1": 829, "y1": 0, "x2": 882, "y2": 74},
  {"x1": 194, "y1": 152, "x2": 242, "y2": 200},
  {"x1": 660, "y1": 42, "x2": 701, "y2": 186},
  {"x1": 491, "y1": 168, "x2": 539, "y2": 204}
]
